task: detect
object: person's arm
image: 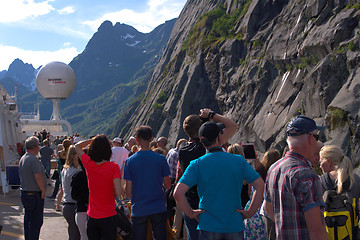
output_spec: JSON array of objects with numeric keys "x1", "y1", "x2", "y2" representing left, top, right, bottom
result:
[
  {"x1": 75, "y1": 139, "x2": 92, "y2": 157},
  {"x1": 175, "y1": 161, "x2": 182, "y2": 183},
  {"x1": 34, "y1": 172, "x2": 46, "y2": 199},
  {"x1": 199, "y1": 108, "x2": 238, "y2": 145},
  {"x1": 125, "y1": 180, "x2": 132, "y2": 198},
  {"x1": 264, "y1": 199, "x2": 274, "y2": 221},
  {"x1": 113, "y1": 178, "x2": 123, "y2": 198},
  {"x1": 304, "y1": 206, "x2": 327, "y2": 239},
  {"x1": 237, "y1": 177, "x2": 264, "y2": 218},
  {"x1": 173, "y1": 182, "x2": 204, "y2": 221},
  {"x1": 163, "y1": 176, "x2": 171, "y2": 190}
]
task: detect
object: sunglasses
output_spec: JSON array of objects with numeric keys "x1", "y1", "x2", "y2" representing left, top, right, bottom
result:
[{"x1": 310, "y1": 133, "x2": 319, "y2": 141}]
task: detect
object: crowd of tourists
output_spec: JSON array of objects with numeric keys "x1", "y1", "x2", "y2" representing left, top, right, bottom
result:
[{"x1": 17, "y1": 109, "x2": 360, "y2": 240}]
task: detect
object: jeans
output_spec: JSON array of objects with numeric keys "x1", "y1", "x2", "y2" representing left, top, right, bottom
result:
[
  {"x1": 50, "y1": 176, "x2": 60, "y2": 198},
  {"x1": 183, "y1": 213, "x2": 199, "y2": 240},
  {"x1": 63, "y1": 203, "x2": 80, "y2": 240},
  {"x1": 41, "y1": 160, "x2": 51, "y2": 176},
  {"x1": 131, "y1": 211, "x2": 168, "y2": 240},
  {"x1": 21, "y1": 191, "x2": 44, "y2": 240},
  {"x1": 199, "y1": 230, "x2": 244, "y2": 240},
  {"x1": 87, "y1": 215, "x2": 117, "y2": 240}
]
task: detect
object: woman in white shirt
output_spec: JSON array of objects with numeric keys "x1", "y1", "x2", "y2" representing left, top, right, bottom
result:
[{"x1": 62, "y1": 145, "x2": 81, "y2": 240}]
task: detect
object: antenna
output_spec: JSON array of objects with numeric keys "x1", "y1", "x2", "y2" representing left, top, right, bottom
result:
[{"x1": 36, "y1": 61, "x2": 76, "y2": 121}]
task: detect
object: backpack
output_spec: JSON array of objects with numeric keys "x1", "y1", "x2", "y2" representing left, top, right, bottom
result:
[{"x1": 323, "y1": 175, "x2": 359, "y2": 240}]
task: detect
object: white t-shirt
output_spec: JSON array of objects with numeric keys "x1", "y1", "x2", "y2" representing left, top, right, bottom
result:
[
  {"x1": 110, "y1": 146, "x2": 129, "y2": 171},
  {"x1": 61, "y1": 167, "x2": 81, "y2": 203}
]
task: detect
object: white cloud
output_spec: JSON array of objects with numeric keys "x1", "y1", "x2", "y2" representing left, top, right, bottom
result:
[
  {"x1": 83, "y1": 0, "x2": 186, "y2": 33},
  {"x1": 0, "y1": 0, "x2": 55, "y2": 23},
  {"x1": 63, "y1": 42, "x2": 72, "y2": 47},
  {"x1": 0, "y1": 44, "x2": 79, "y2": 71},
  {"x1": 58, "y1": 6, "x2": 75, "y2": 15}
]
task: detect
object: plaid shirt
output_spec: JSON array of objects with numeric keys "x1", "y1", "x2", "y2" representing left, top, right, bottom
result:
[
  {"x1": 264, "y1": 151, "x2": 324, "y2": 240},
  {"x1": 166, "y1": 148, "x2": 179, "y2": 179}
]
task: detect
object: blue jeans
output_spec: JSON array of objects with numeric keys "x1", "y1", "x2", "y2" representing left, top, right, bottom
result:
[
  {"x1": 131, "y1": 211, "x2": 168, "y2": 240},
  {"x1": 50, "y1": 175, "x2": 60, "y2": 198},
  {"x1": 199, "y1": 230, "x2": 244, "y2": 240},
  {"x1": 183, "y1": 213, "x2": 199, "y2": 240},
  {"x1": 21, "y1": 191, "x2": 44, "y2": 240},
  {"x1": 41, "y1": 160, "x2": 51, "y2": 176}
]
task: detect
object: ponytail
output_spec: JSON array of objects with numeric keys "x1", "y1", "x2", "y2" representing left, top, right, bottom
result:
[
  {"x1": 320, "y1": 145, "x2": 354, "y2": 194},
  {"x1": 336, "y1": 155, "x2": 354, "y2": 194}
]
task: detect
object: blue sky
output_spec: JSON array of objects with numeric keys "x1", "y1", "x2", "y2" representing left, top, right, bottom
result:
[{"x1": 0, "y1": 0, "x2": 187, "y2": 71}]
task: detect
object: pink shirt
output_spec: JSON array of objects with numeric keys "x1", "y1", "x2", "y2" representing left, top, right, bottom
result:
[{"x1": 81, "y1": 154, "x2": 121, "y2": 218}]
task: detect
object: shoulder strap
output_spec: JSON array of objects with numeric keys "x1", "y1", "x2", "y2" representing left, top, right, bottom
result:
[{"x1": 323, "y1": 172, "x2": 336, "y2": 190}]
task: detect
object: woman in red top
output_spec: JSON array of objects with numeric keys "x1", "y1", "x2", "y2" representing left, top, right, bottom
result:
[{"x1": 75, "y1": 135, "x2": 122, "y2": 240}]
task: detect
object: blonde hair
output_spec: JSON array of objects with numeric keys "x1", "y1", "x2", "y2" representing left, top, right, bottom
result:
[
  {"x1": 320, "y1": 145, "x2": 354, "y2": 194},
  {"x1": 64, "y1": 145, "x2": 78, "y2": 169},
  {"x1": 62, "y1": 139, "x2": 71, "y2": 152},
  {"x1": 227, "y1": 143, "x2": 244, "y2": 157},
  {"x1": 176, "y1": 138, "x2": 187, "y2": 148},
  {"x1": 57, "y1": 144, "x2": 64, "y2": 151},
  {"x1": 131, "y1": 145, "x2": 138, "y2": 153}
]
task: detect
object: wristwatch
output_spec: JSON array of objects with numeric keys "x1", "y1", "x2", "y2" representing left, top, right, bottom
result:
[{"x1": 208, "y1": 111, "x2": 216, "y2": 119}]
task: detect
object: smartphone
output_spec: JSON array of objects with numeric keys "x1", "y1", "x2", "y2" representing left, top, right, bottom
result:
[{"x1": 241, "y1": 143, "x2": 257, "y2": 167}]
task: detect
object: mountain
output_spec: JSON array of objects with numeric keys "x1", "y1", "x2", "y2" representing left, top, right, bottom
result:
[
  {"x1": 0, "y1": 19, "x2": 176, "y2": 136},
  {"x1": 60, "y1": 19, "x2": 177, "y2": 136},
  {"x1": 0, "y1": 59, "x2": 44, "y2": 113},
  {"x1": 6, "y1": 59, "x2": 38, "y2": 90},
  {"x1": 114, "y1": 0, "x2": 360, "y2": 162}
]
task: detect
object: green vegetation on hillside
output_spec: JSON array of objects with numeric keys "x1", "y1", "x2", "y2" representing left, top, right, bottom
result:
[
  {"x1": 345, "y1": 3, "x2": 360, "y2": 10},
  {"x1": 182, "y1": 2, "x2": 251, "y2": 53},
  {"x1": 152, "y1": 90, "x2": 169, "y2": 110}
]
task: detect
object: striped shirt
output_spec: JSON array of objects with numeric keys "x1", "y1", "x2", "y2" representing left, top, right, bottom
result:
[
  {"x1": 264, "y1": 151, "x2": 324, "y2": 240},
  {"x1": 166, "y1": 148, "x2": 179, "y2": 179}
]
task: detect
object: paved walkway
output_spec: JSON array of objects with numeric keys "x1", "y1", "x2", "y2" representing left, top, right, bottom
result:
[{"x1": 0, "y1": 180, "x2": 68, "y2": 239}]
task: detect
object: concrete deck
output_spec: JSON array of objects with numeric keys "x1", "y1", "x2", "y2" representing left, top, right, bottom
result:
[{"x1": 0, "y1": 178, "x2": 68, "y2": 239}]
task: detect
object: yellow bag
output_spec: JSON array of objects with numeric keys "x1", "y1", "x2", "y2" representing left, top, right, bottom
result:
[{"x1": 323, "y1": 190, "x2": 359, "y2": 240}]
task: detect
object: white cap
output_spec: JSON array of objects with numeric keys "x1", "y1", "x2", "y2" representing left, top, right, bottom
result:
[{"x1": 113, "y1": 137, "x2": 122, "y2": 144}]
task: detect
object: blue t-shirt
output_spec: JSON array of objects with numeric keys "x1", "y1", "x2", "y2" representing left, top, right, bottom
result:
[
  {"x1": 179, "y1": 151, "x2": 260, "y2": 233},
  {"x1": 124, "y1": 150, "x2": 170, "y2": 217}
]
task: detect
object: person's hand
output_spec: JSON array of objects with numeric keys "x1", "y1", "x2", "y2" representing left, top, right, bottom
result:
[
  {"x1": 41, "y1": 190, "x2": 45, "y2": 199},
  {"x1": 199, "y1": 108, "x2": 212, "y2": 119},
  {"x1": 236, "y1": 209, "x2": 253, "y2": 219},
  {"x1": 189, "y1": 209, "x2": 205, "y2": 221}
]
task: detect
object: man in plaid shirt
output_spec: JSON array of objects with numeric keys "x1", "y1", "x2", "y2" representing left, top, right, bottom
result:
[
  {"x1": 166, "y1": 139, "x2": 187, "y2": 183},
  {"x1": 264, "y1": 116, "x2": 327, "y2": 240}
]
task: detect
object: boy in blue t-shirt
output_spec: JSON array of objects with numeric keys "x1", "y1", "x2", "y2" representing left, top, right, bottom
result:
[
  {"x1": 173, "y1": 108, "x2": 264, "y2": 239},
  {"x1": 124, "y1": 125, "x2": 171, "y2": 240}
]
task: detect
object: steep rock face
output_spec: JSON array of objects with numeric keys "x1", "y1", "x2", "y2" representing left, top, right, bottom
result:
[{"x1": 117, "y1": 0, "x2": 360, "y2": 162}]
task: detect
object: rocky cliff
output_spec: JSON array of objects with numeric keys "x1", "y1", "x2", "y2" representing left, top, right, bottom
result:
[{"x1": 116, "y1": 0, "x2": 360, "y2": 162}]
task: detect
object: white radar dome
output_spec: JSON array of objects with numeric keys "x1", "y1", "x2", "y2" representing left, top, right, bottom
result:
[{"x1": 36, "y1": 61, "x2": 76, "y2": 99}]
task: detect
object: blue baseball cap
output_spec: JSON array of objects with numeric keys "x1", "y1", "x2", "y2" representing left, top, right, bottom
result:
[{"x1": 287, "y1": 115, "x2": 325, "y2": 136}]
